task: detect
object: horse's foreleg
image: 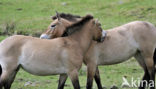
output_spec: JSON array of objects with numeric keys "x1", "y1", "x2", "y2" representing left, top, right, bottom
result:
[
  {"x1": 57, "y1": 74, "x2": 68, "y2": 89},
  {"x1": 68, "y1": 69, "x2": 80, "y2": 89},
  {"x1": 94, "y1": 67, "x2": 103, "y2": 89},
  {"x1": 86, "y1": 64, "x2": 96, "y2": 89}
]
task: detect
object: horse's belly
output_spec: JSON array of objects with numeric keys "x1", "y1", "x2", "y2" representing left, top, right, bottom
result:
[
  {"x1": 21, "y1": 62, "x2": 67, "y2": 76},
  {"x1": 97, "y1": 48, "x2": 137, "y2": 65},
  {"x1": 19, "y1": 53, "x2": 68, "y2": 76},
  {"x1": 98, "y1": 55, "x2": 132, "y2": 65}
]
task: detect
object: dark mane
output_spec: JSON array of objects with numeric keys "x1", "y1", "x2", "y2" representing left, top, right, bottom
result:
[
  {"x1": 52, "y1": 13, "x2": 81, "y2": 22},
  {"x1": 62, "y1": 15, "x2": 93, "y2": 37}
]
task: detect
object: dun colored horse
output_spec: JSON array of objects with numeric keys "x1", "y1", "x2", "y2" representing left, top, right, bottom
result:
[
  {"x1": 40, "y1": 13, "x2": 156, "y2": 89},
  {"x1": 0, "y1": 15, "x2": 104, "y2": 89}
]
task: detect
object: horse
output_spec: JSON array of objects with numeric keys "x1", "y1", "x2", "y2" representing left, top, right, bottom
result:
[
  {"x1": 0, "y1": 14, "x2": 104, "y2": 89},
  {"x1": 40, "y1": 13, "x2": 156, "y2": 89},
  {"x1": 40, "y1": 13, "x2": 104, "y2": 89}
]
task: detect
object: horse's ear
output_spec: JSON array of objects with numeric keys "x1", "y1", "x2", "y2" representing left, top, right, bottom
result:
[
  {"x1": 56, "y1": 11, "x2": 61, "y2": 21},
  {"x1": 95, "y1": 19, "x2": 99, "y2": 24},
  {"x1": 92, "y1": 19, "x2": 97, "y2": 25},
  {"x1": 51, "y1": 16, "x2": 57, "y2": 20},
  {"x1": 94, "y1": 19, "x2": 101, "y2": 26}
]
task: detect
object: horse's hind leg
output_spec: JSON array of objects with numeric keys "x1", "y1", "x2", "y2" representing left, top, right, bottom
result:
[
  {"x1": 139, "y1": 68, "x2": 150, "y2": 89},
  {"x1": 4, "y1": 66, "x2": 20, "y2": 89},
  {"x1": 57, "y1": 74, "x2": 68, "y2": 89},
  {"x1": 0, "y1": 70, "x2": 12, "y2": 89},
  {"x1": 141, "y1": 49, "x2": 155, "y2": 89},
  {"x1": 0, "y1": 60, "x2": 20, "y2": 89},
  {"x1": 3, "y1": 72, "x2": 16, "y2": 89},
  {"x1": 153, "y1": 48, "x2": 156, "y2": 73},
  {"x1": 135, "y1": 53, "x2": 149, "y2": 89},
  {"x1": 144, "y1": 57, "x2": 155, "y2": 89},
  {"x1": 0, "y1": 68, "x2": 19, "y2": 89},
  {"x1": 0, "y1": 65, "x2": 3, "y2": 89}
]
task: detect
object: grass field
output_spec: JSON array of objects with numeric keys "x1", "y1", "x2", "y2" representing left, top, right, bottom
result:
[{"x1": 0, "y1": 0, "x2": 156, "y2": 89}]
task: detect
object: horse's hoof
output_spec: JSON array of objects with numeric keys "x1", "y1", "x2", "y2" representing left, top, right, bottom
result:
[
  {"x1": 102, "y1": 86, "x2": 107, "y2": 89},
  {"x1": 110, "y1": 85, "x2": 118, "y2": 89}
]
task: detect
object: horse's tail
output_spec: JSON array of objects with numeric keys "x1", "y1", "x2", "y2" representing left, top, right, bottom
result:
[
  {"x1": 0, "y1": 64, "x2": 2, "y2": 88},
  {"x1": 0, "y1": 65, "x2": 2, "y2": 76},
  {"x1": 153, "y1": 48, "x2": 156, "y2": 74}
]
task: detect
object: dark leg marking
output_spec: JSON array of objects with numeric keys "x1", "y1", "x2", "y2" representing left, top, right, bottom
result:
[
  {"x1": 149, "y1": 67, "x2": 155, "y2": 89},
  {"x1": 57, "y1": 74, "x2": 68, "y2": 89},
  {"x1": 94, "y1": 67, "x2": 103, "y2": 89},
  {"x1": 153, "y1": 48, "x2": 156, "y2": 74},
  {"x1": 72, "y1": 78, "x2": 80, "y2": 89},
  {"x1": 86, "y1": 76, "x2": 93, "y2": 89},
  {"x1": 4, "y1": 83, "x2": 11, "y2": 89},
  {"x1": 139, "y1": 68, "x2": 150, "y2": 89}
]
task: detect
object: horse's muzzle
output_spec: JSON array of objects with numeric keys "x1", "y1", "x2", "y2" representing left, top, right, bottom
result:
[
  {"x1": 40, "y1": 34, "x2": 51, "y2": 39},
  {"x1": 100, "y1": 30, "x2": 107, "y2": 42}
]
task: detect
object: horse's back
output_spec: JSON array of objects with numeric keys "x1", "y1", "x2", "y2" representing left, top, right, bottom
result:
[
  {"x1": 129, "y1": 21, "x2": 156, "y2": 48},
  {"x1": 0, "y1": 35, "x2": 35, "y2": 56},
  {"x1": 109, "y1": 21, "x2": 156, "y2": 44},
  {"x1": 122, "y1": 21, "x2": 156, "y2": 33}
]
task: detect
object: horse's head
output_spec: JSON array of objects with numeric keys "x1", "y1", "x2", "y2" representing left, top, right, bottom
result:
[
  {"x1": 91, "y1": 18, "x2": 105, "y2": 42},
  {"x1": 40, "y1": 12, "x2": 81, "y2": 39},
  {"x1": 62, "y1": 14, "x2": 105, "y2": 42}
]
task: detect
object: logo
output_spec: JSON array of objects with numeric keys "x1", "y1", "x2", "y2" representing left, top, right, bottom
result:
[{"x1": 121, "y1": 77, "x2": 154, "y2": 88}]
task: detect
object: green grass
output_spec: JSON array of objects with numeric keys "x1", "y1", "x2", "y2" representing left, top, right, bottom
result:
[
  {"x1": 0, "y1": 36, "x2": 7, "y2": 41},
  {"x1": 0, "y1": 0, "x2": 156, "y2": 35},
  {"x1": 0, "y1": 0, "x2": 156, "y2": 89}
]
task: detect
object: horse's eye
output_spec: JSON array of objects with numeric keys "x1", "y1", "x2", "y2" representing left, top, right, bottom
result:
[
  {"x1": 51, "y1": 25, "x2": 56, "y2": 28},
  {"x1": 50, "y1": 25, "x2": 56, "y2": 30}
]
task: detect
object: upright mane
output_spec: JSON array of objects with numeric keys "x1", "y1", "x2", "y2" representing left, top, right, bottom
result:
[
  {"x1": 52, "y1": 13, "x2": 81, "y2": 22},
  {"x1": 62, "y1": 15, "x2": 93, "y2": 37}
]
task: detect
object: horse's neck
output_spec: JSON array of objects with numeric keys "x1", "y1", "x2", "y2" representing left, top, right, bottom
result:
[{"x1": 70, "y1": 25, "x2": 93, "y2": 54}]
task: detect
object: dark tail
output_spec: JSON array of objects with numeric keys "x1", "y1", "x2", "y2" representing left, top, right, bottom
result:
[
  {"x1": 153, "y1": 48, "x2": 156, "y2": 74},
  {"x1": 0, "y1": 65, "x2": 2, "y2": 88},
  {"x1": 0, "y1": 65, "x2": 2, "y2": 76}
]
